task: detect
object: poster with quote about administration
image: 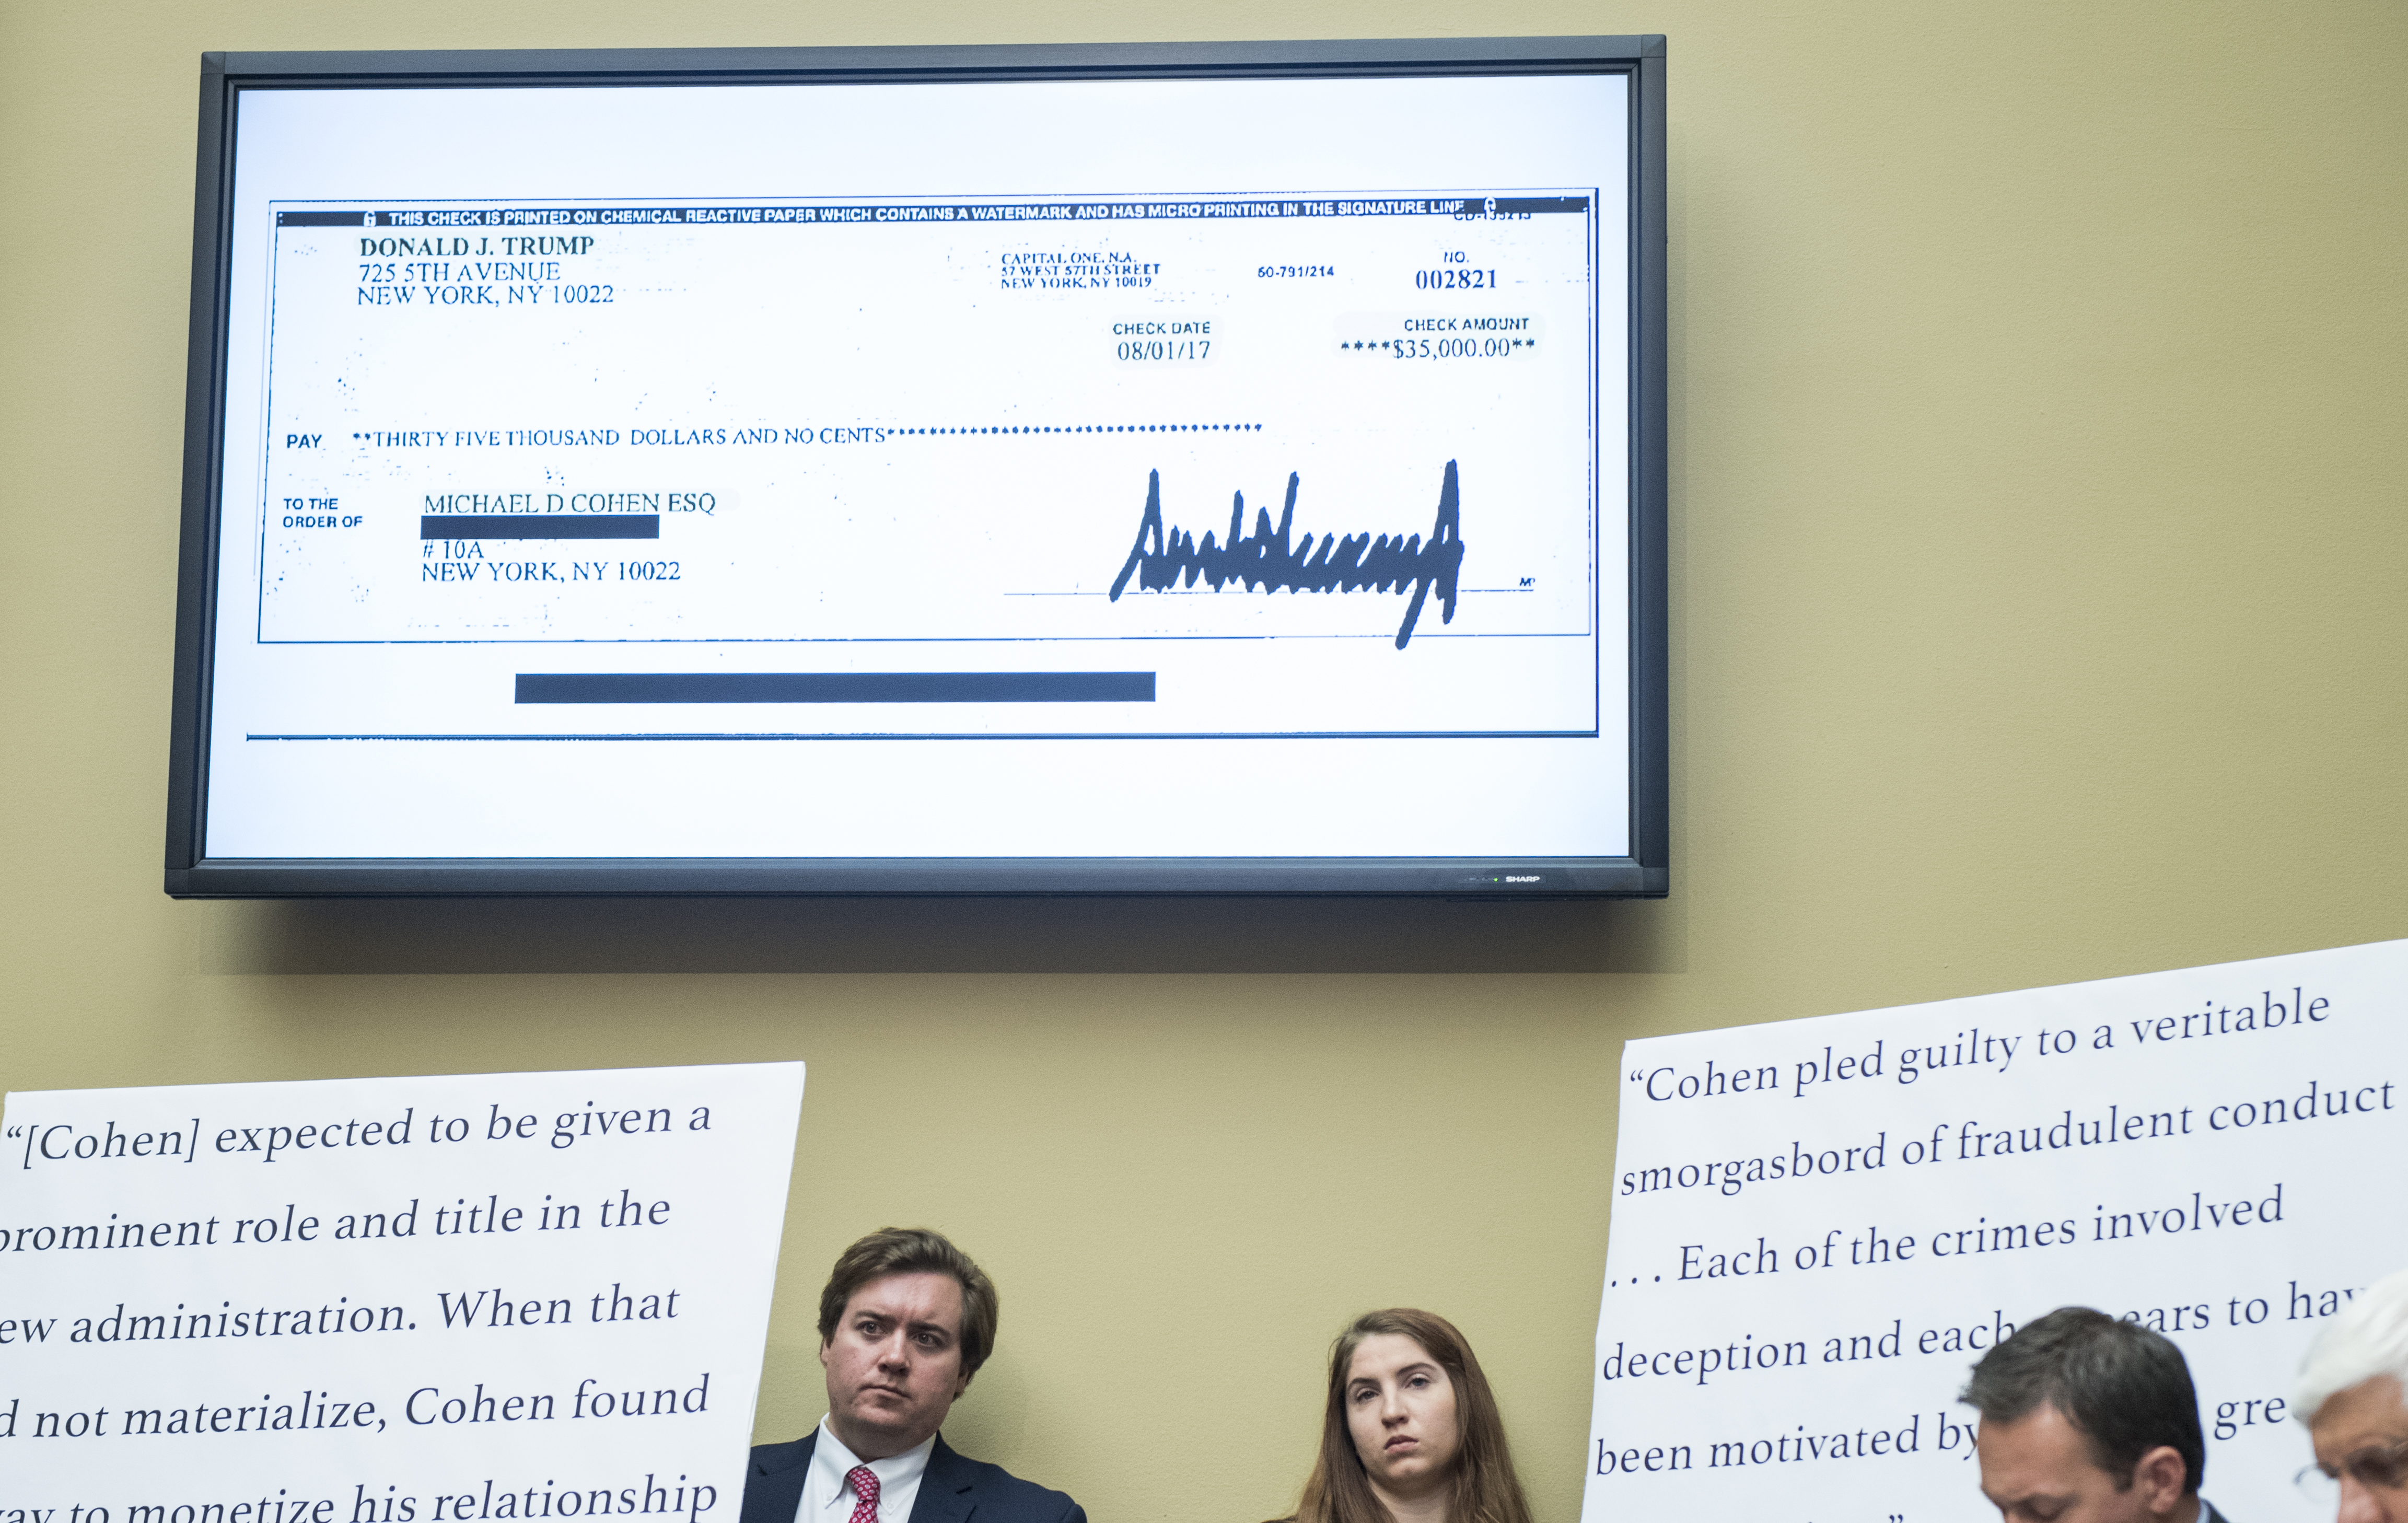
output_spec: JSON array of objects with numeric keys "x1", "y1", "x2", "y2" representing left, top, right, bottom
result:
[
  {"x1": 1583, "y1": 939, "x2": 2408, "y2": 1523},
  {"x1": 0, "y1": 1062, "x2": 804, "y2": 1523}
]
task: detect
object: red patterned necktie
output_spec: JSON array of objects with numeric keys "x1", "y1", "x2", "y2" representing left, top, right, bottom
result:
[{"x1": 844, "y1": 1467, "x2": 880, "y2": 1523}]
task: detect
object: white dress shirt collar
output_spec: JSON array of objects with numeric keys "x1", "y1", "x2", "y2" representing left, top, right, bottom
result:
[{"x1": 801, "y1": 1418, "x2": 936, "y2": 1523}]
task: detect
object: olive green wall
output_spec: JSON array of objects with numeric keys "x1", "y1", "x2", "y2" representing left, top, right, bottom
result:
[{"x1": 3, "y1": 2, "x2": 2403, "y2": 1519}]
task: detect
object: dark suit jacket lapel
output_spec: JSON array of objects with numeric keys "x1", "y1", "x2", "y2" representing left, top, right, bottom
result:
[
  {"x1": 744, "y1": 1432, "x2": 820, "y2": 1523},
  {"x1": 907, "y1": 1437, "x2": 978, "y2": 1523}
]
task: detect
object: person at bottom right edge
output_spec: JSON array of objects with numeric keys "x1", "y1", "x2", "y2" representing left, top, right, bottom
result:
[
  {"x1": 1963, "y1": 1306, "x2": 2234, "y2": 1523},
  {"x1": 2293, "y1": 1266, "x2": 2408, "y2": 1522}
]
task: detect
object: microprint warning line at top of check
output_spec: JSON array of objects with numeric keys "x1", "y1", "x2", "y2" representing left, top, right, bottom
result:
[{"x1": 279, "y1": 195, "x2": 1595, "y2": 229}]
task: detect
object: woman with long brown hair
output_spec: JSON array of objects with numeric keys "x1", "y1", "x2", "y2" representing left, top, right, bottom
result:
[{"x1": 1281, "y1": 1309, "x2": 1535, "y2": 1523}]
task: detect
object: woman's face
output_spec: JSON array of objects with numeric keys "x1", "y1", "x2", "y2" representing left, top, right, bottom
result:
[{"x1": 1344, "y1": 1333, "x2": 1462, "y2": 1500}]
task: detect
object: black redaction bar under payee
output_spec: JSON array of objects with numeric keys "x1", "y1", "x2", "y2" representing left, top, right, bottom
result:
[{"x1": 423, "y1": 515, "x2": 659, "y2": 540}]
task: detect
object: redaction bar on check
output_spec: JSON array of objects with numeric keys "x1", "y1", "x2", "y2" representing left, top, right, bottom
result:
[
  {"x1": 515, "y1": 673, "x2": 1156, "y2": 704},
  {"x1": 423, "y1": 515, "x2": 658, "y2": 540}
]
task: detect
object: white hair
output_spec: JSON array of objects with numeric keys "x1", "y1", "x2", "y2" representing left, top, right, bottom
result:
[{"x1": 2296, "y1": 1268, "x2": 2408, "y2": 1423}]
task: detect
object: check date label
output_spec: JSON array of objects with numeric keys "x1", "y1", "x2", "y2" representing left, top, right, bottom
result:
[{"x1": 1112, "y1": 317, "x2": 1216, "y2": 365}]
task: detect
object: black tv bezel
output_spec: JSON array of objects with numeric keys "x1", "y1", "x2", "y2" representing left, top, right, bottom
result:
[{"x1": 164, "y1": 36, "x2": 1669, "y2": 899}]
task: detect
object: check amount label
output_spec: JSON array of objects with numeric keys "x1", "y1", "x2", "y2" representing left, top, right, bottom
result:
[{"x1": 249, "y1": 192, "x2": 1606, "y2": 735}]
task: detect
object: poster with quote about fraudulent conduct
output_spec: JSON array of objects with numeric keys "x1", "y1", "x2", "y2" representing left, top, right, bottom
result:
[{"x1": 1581, "y1": 940, "x2": 2408, "y2": 1523}]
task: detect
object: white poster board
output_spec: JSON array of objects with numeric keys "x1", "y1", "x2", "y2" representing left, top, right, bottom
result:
[
  {"x1": 0, "y1": 1063, "x2": 804, "y2": 1523},
  {"x1": 1582, "y1": 940, "x2": 2408, "y2": 1522}
]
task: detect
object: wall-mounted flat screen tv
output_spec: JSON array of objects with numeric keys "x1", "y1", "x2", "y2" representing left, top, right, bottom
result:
[{"x1": 166, "y1": 37, "x2": 1667, "y2": 896}]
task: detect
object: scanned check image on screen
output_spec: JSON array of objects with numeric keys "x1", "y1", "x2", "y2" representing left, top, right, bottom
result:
[{"x1": 200, "y1": 70, "x2": 1636, "y2": 864}]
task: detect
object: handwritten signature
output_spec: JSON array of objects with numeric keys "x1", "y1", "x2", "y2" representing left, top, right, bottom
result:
[{"x1": 1107, "y1": 460, "x2": 1463, "y2": 649}]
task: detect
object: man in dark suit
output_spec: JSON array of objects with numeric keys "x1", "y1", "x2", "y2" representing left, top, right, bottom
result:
[
  {"x1": 742, "y1": 1228, "x2": 1083, "y2": 1523},
  {"x1": 1964, "y1": 1306, "x2": 2235, "y2": 1523}
]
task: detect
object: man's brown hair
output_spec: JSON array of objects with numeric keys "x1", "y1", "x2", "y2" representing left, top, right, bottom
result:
[{"x1": 816, "y1": 1227, "x2": 1001, "y2": 1376}]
